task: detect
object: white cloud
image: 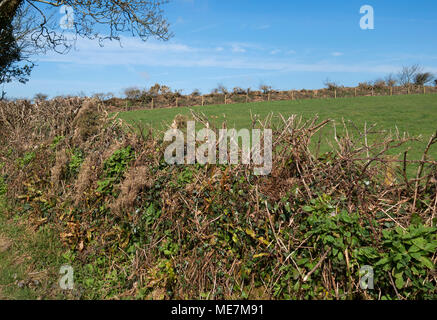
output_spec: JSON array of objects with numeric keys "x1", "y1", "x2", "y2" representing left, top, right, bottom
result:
[
  {"x1": 37, "y1": 36, "x2": 436, "y2": 74},
  {"x1": 255, "y1": 24, "x2": 271, "y2": 30},
  {"x1": 331, "y1": 52, "x2": 344, "y2": 57},
  {"x1": 270, "y1": 49, "x2": 281, "y2": 55},
  {"x1": 191, "y1": 24, "x2": 219, "y2": 33},
  {"x1": 173, "y1": 17, "x2": 186, "y2": 26},
  {"x1": 231, "y1": 44, "x2": 246, "y2": 53}
]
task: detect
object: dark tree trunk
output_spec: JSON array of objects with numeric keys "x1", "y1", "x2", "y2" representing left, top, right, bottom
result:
[{"x1": 0, "y1": 0, "x2": 23, "y2": 23}]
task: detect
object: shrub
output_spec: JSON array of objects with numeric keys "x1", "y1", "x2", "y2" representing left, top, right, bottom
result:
[
  {"x1": 34, "y1": 93, "x2": 48, "y2": 101},
  {"x1": 259, "y1": 84, "x2": 272, "y2": 94},
  {"x1": 124, "y1": 87, "x2": 142, "y2": 101},
  {"x1": 191, "y1": 89, "x2": 201, "y2": 96},
  {"x1": 372, "y1": 79, "x2": 387, "y2": 89},
  {"x1": 0, "y1": 99, "x2": 436, "y2": 299},
  {"x1": 414, "y1": 72, "x2": 434, "y2": 86},
  {"x1": 324, "y1": 79, "x2": 340, "y2": 91},
  {"x1": 358, "y1": 82, "x2": 373, "y2": 90}
]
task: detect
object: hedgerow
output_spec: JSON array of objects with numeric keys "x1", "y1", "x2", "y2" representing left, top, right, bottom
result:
[{"x1": 0, "y1": 98, "x2": 436, "y2": 299}]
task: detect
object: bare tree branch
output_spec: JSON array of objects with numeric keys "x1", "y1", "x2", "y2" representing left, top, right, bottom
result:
[{"x1": 1, "y1": 0, "x2": 173, "y2": 85}]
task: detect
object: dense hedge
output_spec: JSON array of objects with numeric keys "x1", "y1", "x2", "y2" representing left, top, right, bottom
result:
[{"x1": 0, "y1": 98, "x2": 436, "y2": 299}]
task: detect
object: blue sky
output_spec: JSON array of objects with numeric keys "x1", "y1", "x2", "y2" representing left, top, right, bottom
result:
[{"x1": 5, "y1": 0, "x2": 437, "y2": 98}]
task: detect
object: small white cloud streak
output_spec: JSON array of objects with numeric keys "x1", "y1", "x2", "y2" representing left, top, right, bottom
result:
[
  {"x1": 191, "y1": 24, "x2": 219, "y2": 33},
  {"x1": 231, "y1": 44, "x2": 246, "y2": 53},
  {"x1": 255, "y1": 24, "x2": 270, "y2": 30},
  {"x1": 331, "y1": 52, "x2": 344, "y2": 57},
  {"x1": 38, "y1": 36, "x2": 437, "y2": 74}
]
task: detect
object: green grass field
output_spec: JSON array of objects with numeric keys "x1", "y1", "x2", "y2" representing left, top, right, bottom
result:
[{"x1": 118, "y1": 94, "x2": 437, "y2": 165}]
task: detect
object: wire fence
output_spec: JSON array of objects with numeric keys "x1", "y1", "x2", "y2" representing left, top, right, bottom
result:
[{"x1": 107, "y1": 85, "x2": 437, "y2": 111}]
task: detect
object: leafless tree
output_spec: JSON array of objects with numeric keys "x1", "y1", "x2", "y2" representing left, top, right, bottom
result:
[{"x1": 397, "y1": 64, "x2": 422, "y2": 87}]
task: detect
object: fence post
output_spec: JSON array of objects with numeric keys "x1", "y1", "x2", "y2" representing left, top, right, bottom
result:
[
  {"x1": 202, "y1": 96, "x2": 204, "y2": 106},
  {"x1": 390, "y1": 87, "x2": 393, "y2": 96},
  {"x1": 371, "y1": 88, "x2": 374, "y2": 96},
  {"x1": 291, "y1": 91, "x2": 294, "y2": 100},
  {"x1": 408, "y1": 86, "x2": 410, "y2": 95},
  {"x1": 176, "y1": 97, "x2": 178, "y2": 107},
  {"x1": 334, "y1": 90, "x2": 337, "y2": 99},
  {"x1": 268, "y1": 93, "x2": 271, "y2": 101},
  {"x1": 424, "y1": 86, "x2": 426, "y2": 94},
  {"x1": 224, "y1": 94, "x2": 227, "y2": 104},
  {"x1": 246, "y1": 93, "x2": 248, "y2": 103},
  {"x1": 354, "y1": 87, "x2": 357, "y2": 97},
  {"x1": 151, "y1": 98, "x2": 154, "y2": 109}
]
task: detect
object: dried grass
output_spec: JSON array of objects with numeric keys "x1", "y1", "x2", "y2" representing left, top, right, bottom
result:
[{"x1": 0, "y1": 98, "x2": 436, "y2": 299}]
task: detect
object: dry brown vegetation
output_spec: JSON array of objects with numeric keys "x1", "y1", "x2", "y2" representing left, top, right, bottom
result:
[{"x1": 0, "y1": 98, "x2": 436, "y2": 299}]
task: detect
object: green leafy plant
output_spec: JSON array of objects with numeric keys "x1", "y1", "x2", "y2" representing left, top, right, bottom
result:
[
  {"x1": 16, "y1": 151, "x2": 35, "y2": 168},
  {"x1": 281, "y1": 195, "x2": 376, "y2": 299},
  {"x1": 67, "y1": 148, "x2": 84, "y2": 178},
  {"x1": 97, "y1": 146, "x2": 135, "y2": 195},
  {"x1": 50, "y1": 135, "x2": 65, "y2": 150},
  {"x1": 0, "y1": 176, "x2": 6, "y2": 196},
  {"x1": 374, "y1": 222, "x2": 437, "y2": 298}
]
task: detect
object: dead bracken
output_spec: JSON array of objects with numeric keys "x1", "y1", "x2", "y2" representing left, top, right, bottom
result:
[{"x1": 0, "y1": 98, "x2": 436, "y2": 299}]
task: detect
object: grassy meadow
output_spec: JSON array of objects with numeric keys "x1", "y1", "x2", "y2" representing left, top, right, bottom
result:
[{"x1": 118, "y1": 94, "x2": 437, "y2": 169}]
